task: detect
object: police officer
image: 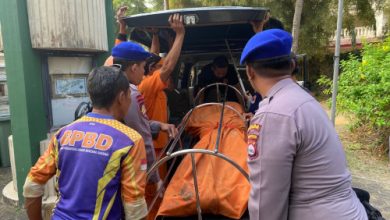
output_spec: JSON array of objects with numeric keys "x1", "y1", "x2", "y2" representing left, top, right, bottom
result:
[{"x1": 240, "y1": 29, "x2": 367, "y2": 220}]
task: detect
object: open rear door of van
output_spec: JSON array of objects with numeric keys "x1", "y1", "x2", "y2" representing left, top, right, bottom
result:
[{"x1": 122, "y1": 7, "x2": 284, "y2": 55}]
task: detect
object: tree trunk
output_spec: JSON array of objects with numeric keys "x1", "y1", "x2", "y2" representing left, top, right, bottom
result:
[
  {"x1": 164, "y1": 0, "x2": 169, "y2": 10},
  {"x1": 292, "y1": 0, "x2": 304, "y2": 53}
]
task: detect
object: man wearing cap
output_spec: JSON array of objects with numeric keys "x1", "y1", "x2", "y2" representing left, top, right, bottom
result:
[
  {"x1": 108, "y1": 9, "x2": 184, "y2": 180},
  {"x1": 241, "y1": 29, "x2": 367, "y2": 220},
  {"x1": 110, "y1": 38, "x2": 178, "y2": 217},
  {"x1": 138, "y1": 14, "x2": 185, "y2": 175}
]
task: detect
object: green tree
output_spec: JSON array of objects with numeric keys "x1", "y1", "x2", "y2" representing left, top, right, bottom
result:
[
  {"x1": 343, "y1": 0, "x2": 378, "y2": 50},
  {"x1": 153, "y1": 0, "x2": 334, "y2": 57},
  {"x1": 318, "y1": 37, "x2": 390, "y2": 153},
  {"x1": 112, "y1": 0, "x2": 147, "y2": 15}
]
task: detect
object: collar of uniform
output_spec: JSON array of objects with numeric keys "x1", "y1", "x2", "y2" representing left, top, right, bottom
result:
[
  {"x1": 87, "y1": 112, "x2": 114, "y2": 119},
  {"x1": 130, "y1": 83, "x2": 137, "y2": 89},
  {"x1": 264, "y1": 78, "x2": 294, "y2": 104}
]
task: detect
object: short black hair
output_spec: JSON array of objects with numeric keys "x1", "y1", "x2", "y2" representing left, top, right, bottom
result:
[
  {"x1": 212, "y1": 55, "x2": 229, "y2": 68},
  {"x1": 87, "y1": 66, "x2": 129, "y2": 109},
  {"x1": 145, "y1": 54, "x2": 162, "y2": 75},
  {"x1": 264, "y1": 17, "x2": 285, "y2": 30},
  {"x1": 113, "y1": 58, "x2": 142, "y2": 72},
  {"x1": 248, "y1": 56, "x2": 293, "y2": 77}
]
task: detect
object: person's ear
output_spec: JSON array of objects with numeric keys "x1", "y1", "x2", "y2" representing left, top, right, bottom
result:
[
  {"x1": 290, "y1": 59, "x2": 296, "y2": 73},
  {"x1": 130, "y1": 63, "x2": 138, "y2": 73},
  {"x1": 118, "y1": 89, "x2": 130, "y2": 106},
  {"x1": 246, "y1": 65, "x2": 256, "y2": 81}
]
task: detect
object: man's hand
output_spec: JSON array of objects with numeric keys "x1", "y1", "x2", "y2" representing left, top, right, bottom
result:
[
  {"x1": 147, "y1": 28, "x2": 160, "y2": 54},
  {"x1": 168, "y1": 13, "x2": 185, "y2": 36},
  {"x1": 116, "y1": 6, "x2": 128, "y2": 35},
  {"x1": 160, "y1": 123, "x2": 178, "y2": 139},
  {"x1": 243, "y1": 112, "x2": 254, "y2": 121},
  {"x1": 250, "y1": 12, "x2": 270, "y2": 33},
  {"x1": 116, "y1": 6, "x2": 128, "y2": 25},
  {"x1": 159, "y1": 13, "x2": 185, "y2": 82}
]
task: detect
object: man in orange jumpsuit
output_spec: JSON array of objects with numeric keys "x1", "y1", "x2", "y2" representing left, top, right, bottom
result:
[{"x1": 138, "y1": 16, "x2": 185, "y2": 174}]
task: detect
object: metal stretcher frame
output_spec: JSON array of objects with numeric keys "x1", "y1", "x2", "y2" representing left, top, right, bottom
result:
[
  {"x1": 194, "y1": 82, "x2": 246, "y2": 108},
  {"x1": 146, "y1": 83, "x2": 249, "y2": 220}
]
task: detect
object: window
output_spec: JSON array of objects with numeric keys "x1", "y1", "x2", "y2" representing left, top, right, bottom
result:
[
  {"x1": 0, "y1": 55, "x2": 9, "y2": 118},
  {"x1": 47, "y1": 56, "x2": 92, "y2": 129}
]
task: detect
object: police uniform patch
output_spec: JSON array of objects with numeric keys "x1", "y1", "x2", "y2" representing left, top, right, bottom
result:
[
  {"x1": 140, "y1": 159, "x2": 147, "y2": 171},
  {"x1": 247, "y1": 124, "x2": 261, "y2": 160},
  {"x1": 248, "y1": 144, "x2": 256, "y2": 157},
  {"x1": 136, "y1": 94, "x2": 149, "y2": 119}
]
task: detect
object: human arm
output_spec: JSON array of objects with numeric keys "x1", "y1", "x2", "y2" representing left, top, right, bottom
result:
[
  {"x1": 250, "y1": 12, "x2": 270, "y2": 33},
  {"x1": 159, "y1": 122, "x2": 178, "y2": 139},
  {"x1": 149, "y1": 120, "x2": 178, "y2": 139},
  {"x1": 23, "y1": 137, "x2": 58, "y2": 220},
  {"x1": 121, "y1": 138, "x2": 148, "y2": 220},
  {"x1": 159, "y1": 14, "x2": 185, "y2": 82},
  {"x1": 247, "y1": 113, "x2": 297, "y2": 220},
  {"x1": 149, "y1": 28, "x2": 160, "y2": 54},
  {"x1": 115, "y1": 6, "x2": 128, "y2": 45},
  {"x1": 116, "y1": 6, "x2": 128, "y2": 34}
]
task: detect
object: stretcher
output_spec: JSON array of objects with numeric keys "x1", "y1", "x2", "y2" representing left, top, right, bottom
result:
[{"x1": 147, "y1": 83, "x2": 250, "y2": 220}]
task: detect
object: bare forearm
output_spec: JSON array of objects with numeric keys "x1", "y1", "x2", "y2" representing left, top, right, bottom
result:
[
  {"x1": 25, "y1": 197, "x2": 43, "y2": 220},
  {"x1": 150, "y1": 33, "x2": 160, "y2": 54},
  {"x1": 119, "y1": 21, "x2": 127, "y2": 35},
  {"x1": 160, "y1": 33, "x2": 185, "y2": 82}
]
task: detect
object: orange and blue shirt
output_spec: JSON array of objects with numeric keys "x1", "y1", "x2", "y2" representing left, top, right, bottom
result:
[{"x1": 25, "y1": 113, "x2": 147, "y2": 220}]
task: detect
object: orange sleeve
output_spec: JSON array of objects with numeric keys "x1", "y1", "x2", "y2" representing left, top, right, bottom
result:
[
  {"x1": 121, "y1": 138, "x2": 147, "y2": 203},
  {"x1": 115, "y1": 38, "x2": 124, "y2": 46},
  {"x1": 115, "y1": 33, "x2": 127, "y2": 46},
  {"x1": 27, "y1": 136, "x2": 58, "y2": 184},
  {"x1": 138, "y1": 70, "x2": 168, "y2": 101}
]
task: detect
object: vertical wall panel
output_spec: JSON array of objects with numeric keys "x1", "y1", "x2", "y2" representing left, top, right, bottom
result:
[
  {"x1": 27, "y1": 0, "x2": 108, "y2": 52},
  {"x1": 0, "y1": 23, "x2": 3, "y2": 51}
]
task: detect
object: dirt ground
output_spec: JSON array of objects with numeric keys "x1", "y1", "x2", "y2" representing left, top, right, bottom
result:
[{"x1": 334, "y1": 112, "x2": 390, "y2": 219}]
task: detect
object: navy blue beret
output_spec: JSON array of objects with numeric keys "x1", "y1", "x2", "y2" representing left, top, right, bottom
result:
[
  {"x1": 240, "y1": 29, "x2": 293, "y2": 64},
  {"x1": 112, "y1": 42, "x2": 151, "y2": 61}
]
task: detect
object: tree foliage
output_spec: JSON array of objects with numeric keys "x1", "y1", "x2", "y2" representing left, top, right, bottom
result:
[
  {"x1": 145, "y1": 0, "x2": 336, "y2": 57},
  {"x1": 112, "y1": 0, "x2": 148, "y2": 15},
  {"x1": 113, "y1": 0, "x2": 383, "y2": 57},
  {"x1": 339, "y1": 39, "x2": 390, "y2": 128},
  {"x1": 318, "y1": 37, "x2": 390, "y2": 151}
]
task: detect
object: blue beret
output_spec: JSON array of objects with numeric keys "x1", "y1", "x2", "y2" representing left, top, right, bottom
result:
[
  {"x1": 240, "y1": 29, "x2": 293, "y2": 65},
  {"x1": 112, "y1": 42, "x2": 151, "y2": 61}
]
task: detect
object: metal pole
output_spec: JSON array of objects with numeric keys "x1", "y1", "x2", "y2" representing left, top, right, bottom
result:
[
  {"x1": 215, "y1": 87, "x2": 228, "y2": 153},
  {"x1": 191, "y1": 153, "x2": 202, "y2": 220},
  {"x1": 225, "y1": 39, "x2": 247, "y2": 109},
  {"x1": 331, "y1": 0, "x2": 344, "y2": 125}
]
